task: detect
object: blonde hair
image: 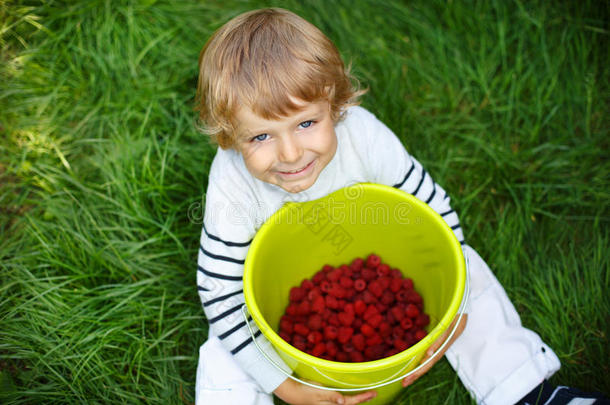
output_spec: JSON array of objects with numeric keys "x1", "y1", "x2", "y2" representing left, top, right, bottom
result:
[{"x1": 195, "y1": 8, "x2": 365, "y2": 149}]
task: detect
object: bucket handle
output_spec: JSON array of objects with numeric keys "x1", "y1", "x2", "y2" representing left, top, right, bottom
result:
[{"x1": 242, "y1": 255, "x2": 470, "y2": 392}]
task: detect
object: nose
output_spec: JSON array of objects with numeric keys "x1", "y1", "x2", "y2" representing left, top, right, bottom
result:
[{"x1": 277, "y1": 134, "x2": 303, "y2": 163}]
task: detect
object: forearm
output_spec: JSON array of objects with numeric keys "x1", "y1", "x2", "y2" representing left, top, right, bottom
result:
[{"x1": 197, "y1": 222, "x2": 290, "y2": 393}]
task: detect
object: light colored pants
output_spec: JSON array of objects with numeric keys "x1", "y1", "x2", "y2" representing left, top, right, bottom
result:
[{"x1": 195, "y1": 246, "x2": 560, "y2": 405}]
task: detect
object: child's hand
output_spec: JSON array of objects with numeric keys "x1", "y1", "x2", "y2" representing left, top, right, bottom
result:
[
  {"x1": 274, "y1": 377, "x2": 377, "y2": 405},
  {"x1": 401, "y1": 313, "x2": 468, "y2": 387}
]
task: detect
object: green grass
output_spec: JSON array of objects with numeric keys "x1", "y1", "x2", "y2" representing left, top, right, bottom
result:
[{"x1": 1, "y1": 0, "x2": 608, "y2": 404}]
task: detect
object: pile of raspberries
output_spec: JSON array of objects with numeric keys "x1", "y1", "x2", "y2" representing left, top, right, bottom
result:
[{"x1": 278, "y1": 254, "x2": 430, "y2": 362}]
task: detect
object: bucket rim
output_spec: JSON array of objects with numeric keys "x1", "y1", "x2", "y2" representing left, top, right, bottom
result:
[{"x1": 243, "y1": 183, "x2": 466, "y2": 373}]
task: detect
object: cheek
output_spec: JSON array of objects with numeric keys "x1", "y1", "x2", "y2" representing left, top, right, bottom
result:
[
  {"x1": 320, "y1": 127, "x2": 337, "y2": 155},
  {"x1": 242, "y1": 146, "x2": 273, "y2": 176}
]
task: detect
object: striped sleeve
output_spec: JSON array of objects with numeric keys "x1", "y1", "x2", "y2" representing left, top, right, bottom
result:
[
  {"x1": 353, "y1": 107, "x2": 465, "y2": 244},
  {"x1": 391, "y1": 156, "x2": 465, "y2": 244},
  {"x1": 196, "y1": 156, "x2": 291, "y2": 393}
]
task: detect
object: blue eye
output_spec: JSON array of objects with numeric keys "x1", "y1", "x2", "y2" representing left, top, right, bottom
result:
[
  {"x1": 252, "y1": 133, "x2": 269, "y2": 142},
  {"x1": 299, "y1": 120, "x2": 313, "y2": 129}
]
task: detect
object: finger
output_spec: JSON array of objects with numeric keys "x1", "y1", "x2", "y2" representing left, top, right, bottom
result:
[
  {"x1": 402, "y1": 314, "x2": 468, "y2": 388},
  {"x1": 402, "y1": 363, "x2": 432, "y2": 388},
  {"x1": 341, "y1": 390, "x2": 378, "y2": 405},
  {"x1": 427, "y1": 317, "x2": 457, "y2": 354}
]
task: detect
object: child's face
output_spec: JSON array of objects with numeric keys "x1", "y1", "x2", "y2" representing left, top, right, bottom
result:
[{"x1": 235, "y1": 99, "x2": 337, "y2": 193}]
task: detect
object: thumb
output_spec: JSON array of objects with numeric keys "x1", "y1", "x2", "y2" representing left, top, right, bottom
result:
[{"x1": 330, "y1": 393, "x2": 344, "y2": 404}]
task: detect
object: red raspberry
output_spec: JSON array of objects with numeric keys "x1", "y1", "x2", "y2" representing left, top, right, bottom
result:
[
  {"x1": 280, "y1": 317, "x2": 294, "y2": 334},
  {"x1": 353, "y1": 317, "x2": 363, "y2": 330},
  {"x1": 363, "y1": 304, "x2": 379, "y2": 321},
  {"x1": 360, "y1": 323, "x2": 375, "y2": 337},
  {"x1": 381, "y1": 290, "x2": 395, "y2": 305},
  {"x1": 364, "y1": 344, "x2": 384, "y2": 360},
  {"x1": 368, "y1": 280, "x2": 383, "y2": 298},
  {"x1": 405, "y1": 304, "x2": 420, "y2": 318},
  {"x1": 293, "y1": 335, "x2": 307, "y2": 351},
  {"x1": 389, "y1": 278, "x2": 402, "y2": 293},
  {"x1": 392, "y1": 326, "x2": 404, "y2": 339},
  {"x1": 336, "y1": 351, "x2": 349, "y2": 362},
  {"x1": 376, "y1": 303, "x2": 388, "y2": 313},
  {"x1": 350, "y1": 351, "x2": 365, "y2": 363},
  {"x1": 307, "y1": 287, "x2": 321, "y2": 301},
  {"x1": 340, "y1": 265, "x2": 353, "y2": 278},
  {"x1": 402, "y1": 278, "x2": 414, "y2": 290},
  {"x1": 352, "y1": 333, "x2": 366, "y2": 351},
  {"x1": 312, "y1": 270, "x2": 325, "y2": 284},
  {"x1": 307, "y1": 331, "x2": 323, "y2": 344},
  {"x1": 329, "y1": 283, "x2": 346, "y2": 298},
  {"x1": 393, "y1": 339, "x2": 409, "y2": 352},
  {"x1": 338, "y1": 311, "x2": 354, "y2": 326},
  {"x1": 311, "y1": 295, "x2": 325, "y2": 313},
  {"x1": 366, "y1": 254, "x2": 381, "y2": 269},
  {"x1": 320, "y1": 280, "x2": 332, "y2": 293},
  {"x1": 279, "y1": 331, "x2": 292, "y2": 343},
  {"x1": 344, "y1": 303, "x2": 354, "y2": 314},
  {"x1": 337, "y1": 326, "x2": 354, "y2": 344},
  {"x1": 395, "y1": 290, "x2": 407, "y2": 302},
  {"x1": 379, "y1": 276, "x2": 390, "y2": 289},
  {"x1": 362, "y1": 290, "x2": 376, "y2": 304},
  {"x1": 340, "y1": 276, "x2": 353, "y2": 289},
  {"x1": 350, "y1": 257, "x2": 364, "y2": 271},
  {"x1": 324, "y1": 325, "x2": 338, "y2": 340},
  {"x1": 406, "y1": 290, "x2": 423, "y2": 305},
  {"x1": 312, "y1": 342, "x2": 326, "y2": 357},
  {"x1": 376, "y1": 263, "x2": 390, "y2": 276},
  {"x1": 286, "y1": 303, "x2": 299, "y2": 316},
  {"x1": 404, "y1": 331, "x2": 416, "y2": 346},
  {"x1": 366, "y1": 334, "x2": 383, "y2": 347},
  {"x1": 379, "y1": 322, "x2": 392, "y2": 337},
  {"x1": 326, "y1": 341, "x2": 338, "y2": 357},
  {"x1": 294, "y1": 323, "x2": 310, "y2": 336},
  {"x1": 328, "y1": 313, "x2": 340, "y2": 326},
  {"x1": 361, "y1": 267, "x2": 377, "y2": 281},
  {"x1": 342, "y1": 342, "x2": 355, "y2": 353},
  {"x1": 354, "y1": 299, "x2": 366, "y2": 315},
  {"x1": 391, "y1": 306, "x2": 404, "y2": 322},
  {"x1": 386, "y1": 311, "x2": 396, "y2": 325},
  {"x1": 301, "y1": 279, "x2": 314, "y2": 290},
  {"x1": 322, "y1": 264, "x2": 334, "y2": 273},
  {"x1": 400, "y1": 317, "x2": 413, "y2": 330},
  {"x1": 289, "y1": 286, "x2": 306, "y2": 302},
  {"x1": 368, "y1": 314, "x2": 383, "y2": 328},
  {"x1": 354, "y1": 279, "x2": 366, "y2": 291},
  {"x1": 414, "y1": 329, "x2": 427, "y2": 341},
  {"x1": 385, "y1": 348, "x2": 400, "y2": 358},
  {"x1": 390, "y1": 268, "x2": 402, "y2": 279},
  {"x1": 307, "y1": 314, "x2": 323, "y2": 331},
  {"x1": 297, "y1": 300, "x2": 310, "y2": 316},
  {"x1": 327, "y1": 268, "x2": 342, "y2": 282},
  {"x1": 415, "y1": 313, "x2": 430, "y2": 327},
  {"x1": 325, "y1": 294, "x2": 339, "y2": 310}
]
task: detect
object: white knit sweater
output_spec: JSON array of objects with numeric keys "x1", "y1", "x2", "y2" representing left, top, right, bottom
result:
[{"x1": 196, "y1": 106, "x2": 464, "y2": 393}]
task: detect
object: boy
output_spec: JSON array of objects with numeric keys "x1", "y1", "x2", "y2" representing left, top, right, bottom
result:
[{"x1": 194, "y1": 8, "x2": 606, "y2": 405}]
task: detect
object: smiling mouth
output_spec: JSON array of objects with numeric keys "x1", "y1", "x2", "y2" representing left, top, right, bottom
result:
[{"x1": 278, "y1": 160, "x2": 314, "y2": 175}]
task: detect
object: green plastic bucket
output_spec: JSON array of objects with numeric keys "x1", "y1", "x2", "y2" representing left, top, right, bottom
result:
[{"x1": 243, "y1": 183, "x2": 467, "y2": 404}]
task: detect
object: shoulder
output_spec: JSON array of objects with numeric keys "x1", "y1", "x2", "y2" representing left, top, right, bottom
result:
[
  {"x1": 203, "y1": 147, "x2": 260, "y2": 239},
  {"x1": 339, "y1": 105, "x2": 380, "y2": 128},
  {"x1": 336, "y1": 106, "x2": 395, "y2": 149},
  {"x1": 206, "y1": 147, "x2": 257, "y2": 203}
]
